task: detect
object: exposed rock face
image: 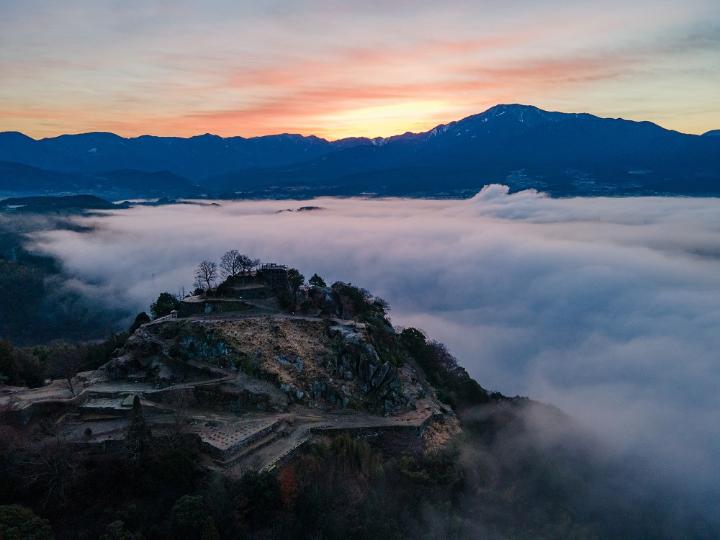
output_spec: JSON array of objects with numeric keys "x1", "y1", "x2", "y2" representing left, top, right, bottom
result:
[
  {"x1": 107, "y1": 323, "x2": 232, "y2": 384},
  {"x1": 2, "y1": 312, "x2": 461, "y2": 477},
  {"x1": 327, "y1": 324, "x2": 407, "y2": 414},
  {"x1": 105, "y1": 316, "x2": 426, "y2": 415}
]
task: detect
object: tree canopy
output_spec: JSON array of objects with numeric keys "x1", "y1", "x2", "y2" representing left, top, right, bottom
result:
[
  {"x1": 150, "y1": 292, "x2": 181, "y2": 318},
  {"x1": 0, "y1": 505, "x2": 53, "y2": 540}
]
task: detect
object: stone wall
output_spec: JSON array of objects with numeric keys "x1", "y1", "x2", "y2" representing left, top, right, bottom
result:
[{"x1": 179, "y1": 299, "x2": 252, "y2": 317}]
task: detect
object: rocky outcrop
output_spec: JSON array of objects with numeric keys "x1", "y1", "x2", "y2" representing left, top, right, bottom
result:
[
  {"x1": 104, "y1": 316, "x2": 427, "y2": 415},
  {"x1": 2, "y1": 312, "x2": 461, "y2": 483},
  {"x1": 106, "y1": 323, "x2": 236, "y2": 385},
  {"x1": 327, "y1": 324, "x2": 409, "y2": 414}
]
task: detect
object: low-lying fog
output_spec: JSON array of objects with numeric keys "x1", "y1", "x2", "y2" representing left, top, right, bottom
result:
[{"x1": 30, "y1": 185, "x2": 720, "y2": 506}]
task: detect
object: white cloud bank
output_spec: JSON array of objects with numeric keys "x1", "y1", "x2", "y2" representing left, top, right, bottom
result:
[{"x1": 29, "y1": 186, "x2": 720, "y2": 500}]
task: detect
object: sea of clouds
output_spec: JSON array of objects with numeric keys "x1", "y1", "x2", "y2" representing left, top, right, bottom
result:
[{"x1": 29, "y1": 185, "x2": 720, "y2": 504}]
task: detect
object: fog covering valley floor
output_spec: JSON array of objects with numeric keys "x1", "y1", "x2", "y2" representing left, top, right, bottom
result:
[{"x1": 1, "y1": 186, "x2": 719, "y2": 538}]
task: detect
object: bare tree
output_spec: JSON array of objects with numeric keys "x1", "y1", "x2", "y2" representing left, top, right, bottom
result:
[
  {"x1": 194, "y1": 260, "x2": 218, "y2": 291},
  {"x1": 220, "y1": 250, "x2": 242, "y2": 278},
  {"x1": 20, "y1": 438, "x2": 80, "y2": 508},
  {"x1": 54, "y1": 344, "x2": 83, "y2": 396},
  {"x1": 219, "y1": 251, "x2": 260, "y2": 278}
]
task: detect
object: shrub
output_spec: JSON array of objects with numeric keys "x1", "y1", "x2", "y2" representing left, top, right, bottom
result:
[
  {"x1": 0, "y1": 505, "x2": 54, "y2": 540},
  {"x1": 99, "y1": 520, "x2": 140, "y2": 540},
  {"x1": 150, "y1": 292, "x2": 181, "y2": 319},
  {"x1": 0, "y1": 342, "x2": 45, "y2": 388},
  {"x1": 170, "y1": 495, "x2": 219, "y2": 540},
  {"x1": 129, "y1": 312, "x2": 150, "y2": 332},
  {"x1": 309, "y1": 273, "x2": 327, "y2": 288},
  {"x1": 0, "y1": 340, "x2": 15, "y2": 385},
  {"x1": 331, "y1": 282, "x2": 389, "y2": 322},
  {"x1": 400, "y1": 328, "x2": 492, "y2": 409},
  {"x1": 234, "y1": 471, "x2": 282, "y2": 527}
]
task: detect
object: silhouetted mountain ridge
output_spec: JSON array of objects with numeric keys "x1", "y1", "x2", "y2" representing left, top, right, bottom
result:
[
  {"x1": 0, "y1": 129, "x2": 370, "y2": 180},
  {"x1": 210, "y1": 104, "x2": 720, "y2": 196},
  {"x1": 1, "y1": 104, "x2": 719, "y2": 197}
]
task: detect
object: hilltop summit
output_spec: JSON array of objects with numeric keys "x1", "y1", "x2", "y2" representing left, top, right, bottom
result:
[
  {"x1": 1, "y1": 264, "x2": 492, "y2": 476},
  {"x1": 0, "y1": 258, "x2": 702, "y2": 539}
]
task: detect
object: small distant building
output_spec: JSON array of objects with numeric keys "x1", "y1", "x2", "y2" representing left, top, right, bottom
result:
[{"x1": 257, "y1": 263, "x2": 288, "y2": 289}]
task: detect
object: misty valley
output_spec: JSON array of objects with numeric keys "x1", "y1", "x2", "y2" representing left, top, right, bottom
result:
[
  {"x1": 4, "y1": 0, "x2": 720, "y2": 537},
  {"x1": 1, "y1": 189, "x2": 719, "y2": 539}
]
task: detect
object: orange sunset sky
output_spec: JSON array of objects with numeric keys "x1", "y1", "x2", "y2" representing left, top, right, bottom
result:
[{"x1": 1, "y1": 0, "x2": 719, "y2": 139}]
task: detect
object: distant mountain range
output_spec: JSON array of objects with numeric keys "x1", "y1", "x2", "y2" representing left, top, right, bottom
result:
[
  {"x1": 0, "y1": 161, "x2": 195, "y2": 198},
  {"x1": 1, "y1": 104, "x2": 719, "y2": 198},
  {"x1": 0, "y1": 194, "x2": 124, "y2": 212}
]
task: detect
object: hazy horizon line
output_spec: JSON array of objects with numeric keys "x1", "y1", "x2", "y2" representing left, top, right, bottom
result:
[{"x1": 3, "y1": 103, "x2": 711, "y2": 142}]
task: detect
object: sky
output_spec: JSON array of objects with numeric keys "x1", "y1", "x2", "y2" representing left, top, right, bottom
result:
[
  {"x1": 29, "y1": 189, "x2": 720, "y2": 509},
  {"x1": 1, "y1": 0, "x2": 719, "y2": 139}
]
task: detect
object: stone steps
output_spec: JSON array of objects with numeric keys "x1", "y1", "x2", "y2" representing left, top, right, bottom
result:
[
  {"x1": 197, "y1": 417, "x2": 285, "y2": 462},
  {"x1": 217, "y1": 426, "x2": 287, "y2": 469},
  {"x1": 259, "y1": 427, "x2": 313, "y2": 472}
]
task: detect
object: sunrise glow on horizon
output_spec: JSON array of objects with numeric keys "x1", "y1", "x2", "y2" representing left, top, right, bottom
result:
[{"x1": 2, "y1": 1, "x2": 719, "y2": 139}]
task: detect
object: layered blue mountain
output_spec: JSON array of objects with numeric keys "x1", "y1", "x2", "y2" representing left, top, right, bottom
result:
[
  {"x1": 1, "y1": 105, "x2": 719, "y2": 197},
  {"x1": 0, "y1": 160, "x2": 195, "y2": 198},
  {"x1": 0, "y1": 131, "x2": 364, "y2": 179},
  {"x1": 212, "y1": 105, "x2": 720, "y2": 197}
]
